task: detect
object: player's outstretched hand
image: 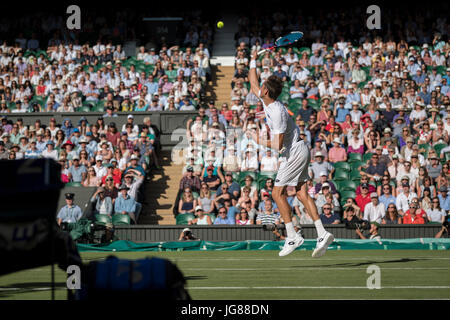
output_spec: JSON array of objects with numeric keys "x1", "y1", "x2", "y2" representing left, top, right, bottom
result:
[{"x1": 251, "y1": 50, "x2": 257, "y2": 61}]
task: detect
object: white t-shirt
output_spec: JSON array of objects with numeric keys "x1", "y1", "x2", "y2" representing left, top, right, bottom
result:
[
  {"x1": 260, "y1": 155, "x2": 278, "y2": 172},
  {"x1": 241, "y1": 155, "x2": 259, "y2": 171},
  {"x1": 363, "y1": 202, "x2": 386, "y2": 224},
  {"x1": 396, "y1": 192, "x2": 418, "y2": 213},
  {"x1": 261, "y1": 99, "x2": 299, "y2": 155}
]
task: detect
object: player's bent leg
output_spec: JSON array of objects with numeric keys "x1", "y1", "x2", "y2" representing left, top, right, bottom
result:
[
  {"x1": 272, "y1": 186, "x2": 304, "y2": 257},
  {"x1": 295, "y1": 181, "x2": 334, "y2": 258}
]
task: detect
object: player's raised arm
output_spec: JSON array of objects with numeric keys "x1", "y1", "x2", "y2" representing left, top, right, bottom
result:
[{"x1": 249, "y1": 50, "x2": 260, "y2": 96}]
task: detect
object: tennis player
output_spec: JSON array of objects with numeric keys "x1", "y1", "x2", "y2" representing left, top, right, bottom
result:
[{"x1": 248, "y1": 50, "x2": 334, "y2": 257}]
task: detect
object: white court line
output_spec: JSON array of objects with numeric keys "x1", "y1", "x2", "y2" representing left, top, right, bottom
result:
[
  {"x1": 187, "y1": 286, "x2": 450, "y2": 290},
  {"x1": 183, "y1": 267, "x2": 450, "y2": 271},
  {"x1": 27, "y1": 266, "x2": 450, "y2": 272},
  {"x1": 170, "y1": 257, "x2": 450, "y2": 261},
  {"x1": 0, "y1": 287, "x2": 55, "y2": 292}
]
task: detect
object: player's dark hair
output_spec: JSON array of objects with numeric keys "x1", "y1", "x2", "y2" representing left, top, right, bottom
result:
[{"x1": 264, "y1": 75, "x2": 283, "y2": 100}]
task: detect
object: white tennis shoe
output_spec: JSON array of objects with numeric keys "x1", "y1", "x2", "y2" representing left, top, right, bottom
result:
[
  {"x1": 279, "y1": 233, "x2": 304, "y2": 257},
  {"x1": 312, "y1": 231, "x2": 334, "y2": 258}
]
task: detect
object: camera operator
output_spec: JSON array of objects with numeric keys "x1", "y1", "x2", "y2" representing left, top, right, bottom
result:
[
  {"x1": 257, "y1": 200, "x2": 284, "y2": 239},
  {"x1": 435, "y1": 214, "x2": 450, "y2": 238},
  {"x1": 178, "y1": 228, "x2": 198, "y2": 241},
  {"x1": 343, "y1": 206, "x2": 370, "y2": 239}
]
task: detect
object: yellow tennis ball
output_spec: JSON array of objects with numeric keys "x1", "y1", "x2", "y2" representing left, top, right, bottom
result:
[{"x1": 217, "y1": 21, "x2": 224, "y2": 29}]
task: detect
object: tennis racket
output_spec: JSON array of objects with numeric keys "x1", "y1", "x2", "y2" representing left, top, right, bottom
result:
[{"x1": 257, "y1": 31, "x2": 304, "y2": 56}]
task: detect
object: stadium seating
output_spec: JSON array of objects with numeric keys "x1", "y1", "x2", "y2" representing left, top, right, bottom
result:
[
  {"x1": 176, "y1": 213, "x2": 195, "y2": 225},
  {"x1": 333, "y1": 170, "x2": 349, "y2": 181},
  {"x1": 112, "y1": 214, "x2": 131, "y2": 226},
  {"x1": 95, "y1": 214, "x2": 112, "y2": 226},
  {"x1": 333, "y1": 161, "x2": 351, "y2": 171},
  {"x1": 348, "y1": 153, "x2": 363, "y2": 162}
]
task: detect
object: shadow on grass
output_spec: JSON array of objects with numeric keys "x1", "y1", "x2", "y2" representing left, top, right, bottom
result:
[
  {"x1": 291, "y1": 258, "x2": 425, "y2": 269},
  {"x1": 0, "y1": 282, "x2": 66, "y2": 298},
  {"x1": 184, "y1": 275, "x2": 208, "y2": 281}
]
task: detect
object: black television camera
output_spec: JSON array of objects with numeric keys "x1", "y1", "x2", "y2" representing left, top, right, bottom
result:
[
  {"x1": 345, "y1": 219, "x2": 370, "y2": 232},
  {"x1": 262, "y1": 223, "x2": 285, "y2": 232}
]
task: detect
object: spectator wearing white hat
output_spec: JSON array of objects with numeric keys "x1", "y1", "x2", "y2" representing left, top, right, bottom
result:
[
  {"x1": 260, "y1": 149, "x2": 278, "y2": 173},
  {"x1": 364, "y1": 192, "x2": 385, "y2": 224},
  {"x1": 309, "y1": 151, "x2": 334, "y2": 182},
  {"x1": 189, "y1": 206, "x2": 213, "y2": 225},
  {"x1": 41, "y1": 140, "x2": 58, "y2": 161},
  {"x1": 241, "y1": 149, "x2": 259, "y2": 172},
  {"x1": 121, "y1": 115, "x2": 139, "y2": 135},
  {"x1": 123, "y1": 154, "x2": 146, "y2": 177},
  {"x1": 315, "y1": 182, "x2": 340, "y2": 214},
  {"x1": 396, "y1": 180, "x2": 418, "y2": 216},
  {"x1": 314, "y1": 172, "x2": 338, "y2": 196},
  {"x1": 67, "y1": 155, "x2": 87, "y2": 183},
  {"x1": 328, "y1": 138, "x2": 347, "y2": 163},
  {"x1": 93, "y1": 155, "x2": 107, "y2": 178}
]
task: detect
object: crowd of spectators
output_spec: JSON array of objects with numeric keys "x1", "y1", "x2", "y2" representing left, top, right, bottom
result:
[
  {"x1": 0, "y1": 39, "x2": 211, "y2": 113},
  {"x1": 0, "y1": 9, "x2": 214, "y2": 227},
  {"x1": 180, "y1": 7, "x2": 450, "y2": 238}
]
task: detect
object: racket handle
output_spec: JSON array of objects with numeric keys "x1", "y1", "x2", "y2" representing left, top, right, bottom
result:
[{"x1": 257, "y1": 48, "x2": 268, "y2": 55}]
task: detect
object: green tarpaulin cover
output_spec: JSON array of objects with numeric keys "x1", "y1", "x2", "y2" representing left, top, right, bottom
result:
[{"x1": 77, "y1": 238, "x2": 450, "y2": 252}]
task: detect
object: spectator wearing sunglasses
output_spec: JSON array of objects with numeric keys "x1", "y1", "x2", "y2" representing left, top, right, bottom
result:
[
  {"x1": 427, "y1": 197, "x2": 447, "y2": 223},
  {"x1": 214, "y1": 207, "x2": 235, "y2": 225},
  {"x1": 361, "y1": 153, "x2": 387, "y2": 182},
  {"x1": 402, "y1": 201, "x2": 426, "y2": 224},
  {"x1": 320, "y1": 204, "x2": 341, "y2": 225},
  {"x1": 355, "y1": 175, "x2": 376, "y2": 196},
  {"x1": 363, "y1": 193, "x2": 385, "y2": 233},
  {"x1": 382, "y1": 204, "x2": 402, "y2": 225},
  {"x1": 356, "y1": 183, "x2": 372, "y2": 212},
  {"x1": 379, "y1": 184, "x2": 396, "y2": 208}
]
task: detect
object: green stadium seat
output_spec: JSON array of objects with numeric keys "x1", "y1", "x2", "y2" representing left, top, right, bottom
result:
[
  {"x1": 77, "y1": 106, "x2": 91, "y2": 112},
  {"x1": 279, "y1": 93, "x2": 290, "y2": 104},
  {"x1": 258, "y1": 171, "x2": 277, "y2": 180},
  {"x1": 238, "y1": 171, "x2": 258, "y2": 185},
  {"x1": 288, "y1": 97, "x2": 302, "y2": 106},
  {"x1": 333, "y1": 170, "x2": 349, "y2": 181},
  {"x1": 83, "y1": 101, "x2": 96, "y2": 108},
  {"x1": 418, "y1": 144, "x2": 430, "y2": 157},
  {"x1": 299, "y1": 47, "x2": 311, "y2": 54},
  {"x1": 434, "y1": 143, "x2": 447, "y2": 156},
  {"x1": 337, "y1": 180, "x2": 357, "y2": 192},
  {"x1": 8, "y1": 102, "x2": 16, "y2": 111},
  {"x1": 92, "y1": 105, "x2": 105, "y2": 112},
  {"x1": 348, "y1": 153, "x2": 363, "y2": 162},
  {"x1": 112, "y1": 214, "x2": 131, "y2": 226},
  {"x1": 333, "y1": 161, "x2": 351, "y2": 171},
  {"x1": 205, "y1": 213, "x2": 216, "y2": 224},
  {"x1": 176, "y1": 213, "x2": 195, "y2": 225},
  {"x1": 349, "y1": 170, "x2": 362, "y2": 181},
  {"x1": 65, "y1": 182, "x2": 82, "y2": 187},
  {"x1": 362, "y1": 152, "x2": 373, "y2": 163},
  {"x1": 339, "y1": 191, "x2": 356, "y2": 206},
  {"x1": 257, "y1": 173, "x2": 276, "y2": 190},
  {"x1": 95, "y1": 214, "x2": 112, "y2": 226},
  {"x1": 350, "y1": 160, "x2": 366, "y2": 171},
  {"x1": 436, "y1": 65, "x2": 446, "y2": 75}
]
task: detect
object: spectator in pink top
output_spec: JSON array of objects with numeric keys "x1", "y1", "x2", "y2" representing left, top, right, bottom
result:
[{"x1": 328, "y1": 138, "x2": 347, "y2": 163}]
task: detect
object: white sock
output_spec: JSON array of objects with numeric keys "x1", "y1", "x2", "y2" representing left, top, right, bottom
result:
[
  {"x1": 314, "y1": 220, "x2": 327, "y2": 238},
  {"x1": 285, "y1": 222, "x2": 296, "y2": 239}
]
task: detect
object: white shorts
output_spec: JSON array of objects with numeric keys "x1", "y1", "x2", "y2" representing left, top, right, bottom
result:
[{"x1": 274, "y1": 140, "x2": 311, "y2": 187}]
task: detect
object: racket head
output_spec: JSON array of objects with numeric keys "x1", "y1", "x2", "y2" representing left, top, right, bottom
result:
[{"x1": 274, "y1": 31, "x2": 304, "y2": 48}]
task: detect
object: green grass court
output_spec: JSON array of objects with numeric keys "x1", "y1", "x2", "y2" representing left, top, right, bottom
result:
[{"x1": 1, "y1": 250, "x2": 450, "y2": 300}]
